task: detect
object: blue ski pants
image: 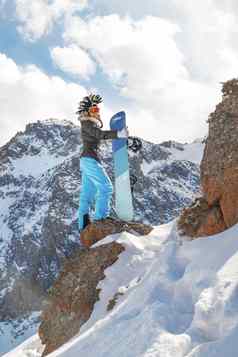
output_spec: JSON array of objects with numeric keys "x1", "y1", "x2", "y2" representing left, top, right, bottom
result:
[{"x1": 78, "y1": 157, "x2": 113, "y2": 231}]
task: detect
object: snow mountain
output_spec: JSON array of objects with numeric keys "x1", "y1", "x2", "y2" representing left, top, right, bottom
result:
[{"x1": 0, "y1": 119, "x2": 203, "y2": 355}]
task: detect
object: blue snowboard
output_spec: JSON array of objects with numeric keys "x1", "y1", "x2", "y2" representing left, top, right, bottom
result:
[{"x1": 110, "y1": 111, "x2": 133, "y2": 221}]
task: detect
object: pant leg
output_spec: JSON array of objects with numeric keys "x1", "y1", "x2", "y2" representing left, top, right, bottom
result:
[
  {"x1": 93, "y1": 164, "x2": 113, "y2": 220},
  {"x1": 80, "y1": 157, "x2": 113, "y2": 221},
  {"x1": 78, "y1": 158, "x2": 97, "y2": 230}
]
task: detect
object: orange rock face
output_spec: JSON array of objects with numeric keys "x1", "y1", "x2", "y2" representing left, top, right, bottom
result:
[
  {"x1": 177, "y1": 197, "x2": 226, "y2": 238},
  {"x1": 178, "y1": 78, "x2": 238, "y2": 238},
  {"x1": 39, "y1": 242, "x2": 125, "y2": 356},
  {"x1": 202, "y1": 167, "x2": 238, "y2": 228}
]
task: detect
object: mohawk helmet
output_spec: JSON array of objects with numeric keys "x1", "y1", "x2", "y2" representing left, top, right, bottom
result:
[{"x1": 76, "y1": 93, "x2": 103, "y2": 117}]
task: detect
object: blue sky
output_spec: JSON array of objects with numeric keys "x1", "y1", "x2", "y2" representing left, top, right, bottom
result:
[
  {"x1": 0, "y1": 4, "x2": 123, "y2": 102},
  {"x1": 0, "y1": 0, "x2": 237, "y2": 146}
]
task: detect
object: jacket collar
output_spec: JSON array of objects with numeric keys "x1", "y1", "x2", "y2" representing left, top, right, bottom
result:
[{"x1": 80, "y1": 115, "x2": 102, "y2": 127}]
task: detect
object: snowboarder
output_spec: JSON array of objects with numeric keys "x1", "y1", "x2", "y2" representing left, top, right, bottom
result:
[{"x1": 77, "y1": 94, "x2": 128, "y2": 232}]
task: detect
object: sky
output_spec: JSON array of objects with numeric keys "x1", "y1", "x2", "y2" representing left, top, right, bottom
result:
[{"x1": 0, "y1": 0, "x2": 238, "y2": 146}]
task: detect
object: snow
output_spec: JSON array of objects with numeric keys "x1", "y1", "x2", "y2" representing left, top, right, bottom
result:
[
  {"x1": 40, "y1": 118, "x2": 74, "y2": 127},
  {"x1": 141, "y1": 141, "x2": 204, "y2": 175},
  {"x1": 168, "y1": 142, "x2": 204, "y2": 165},
  {"x1": 0, "y1": 312, "x2": 40, "y2": 356},
  {"x1": 142, "y1": 159, "x2": 160, "y2": 176},
  {"x1": 10, "y1": 149, "x2": 73, "y2": 178},
  {"x1": 1, "y1": 334, "x2": 44, "y2": 357},
  {"x1": 0, "y1": 196, "x2": 14, "y2": 269},
  {"x1": 5, "y1": 220, "x2": 238, "y2": 357}
]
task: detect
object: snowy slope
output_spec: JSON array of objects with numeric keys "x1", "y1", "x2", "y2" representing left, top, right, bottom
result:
[
  {"x1": 0, "y1": 313, "x2": 40, "y2": 356},
  {"x1": 142, "y1": 140, "x2": 204, "y2": 176},
  {"x1": 5, "y1": 221, "x2": 238, "y2": 357},
  {"x1": 167, "y1": 141, "x2": 204, "y2": 164}
]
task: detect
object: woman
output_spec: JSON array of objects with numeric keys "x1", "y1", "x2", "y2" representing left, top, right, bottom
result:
[{"x1": 77, "y1": 94, "x2": 128, "y2": 231}]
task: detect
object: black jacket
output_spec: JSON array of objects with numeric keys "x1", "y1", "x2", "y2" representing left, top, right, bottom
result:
[{"x1": 80, "y1": 119, "x2": 118, "y2": 162}]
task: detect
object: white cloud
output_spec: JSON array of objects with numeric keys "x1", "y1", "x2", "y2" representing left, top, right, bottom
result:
[
  {"x1": 64, "y1": 15, "x2": 187, "y2": 93},
  {"x1": 63, "y1": 14, "x2": 223, "y2": 142},
  {"x1": 92, "y1": 0, "x2": 238, "y2": 84},
  {"x1": 0, "y1": 53, "x2": 88, "y2": 146},
  {"x1": 51, "y1": 45, "x2": 96, "y2": 79},
  {"x1": 169, "y1": 2, "x2": 238, "y2": 83},
  {"x1": 0, "y1": 53, "x2": 21, "y2": 84},
  {"x1": 15, "y1": 0, "x2": 88, "y2": 41}
]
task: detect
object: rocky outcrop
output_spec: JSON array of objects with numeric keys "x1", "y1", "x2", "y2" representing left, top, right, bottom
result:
[
  {"x1": 39, "y1": 219, "x2": 152, "y2": 355},
  {"x1": 178, "y1": 78, "x2": 238, "y2": 238},
  {"x1": 201, "y1": 79, "x2": 238, "y2": 228},
  {"x1": 39, "y1": 242, "x2": 125, "y2": 356},
  {"x1": 80, "y1": 218, "x2": 153, "y2": 248},
  {"x1": 178, "y1": 197, "x2": 226, "y2": 237}
]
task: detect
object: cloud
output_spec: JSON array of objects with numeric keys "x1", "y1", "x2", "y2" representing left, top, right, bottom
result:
[
  {"x1": 64, "y1": 15, "x2": 187, "y2": 93},
  {"x1": 91, "y1": 1, "x2": 238, "y2": 83},
  {"x1": 15, "y1": 0, "x2": 88, "y2": 41},
  {"x1": 0, "y1": 53, "x2": 88, "y2": 146},
  {"x1": 51, "y1": 45, "x2": 96, "y2": 79},
  {"x1": 0, "y1": 53, "x2": 21, "y2": 84},
  {"x1": 169, "y1": 2, "x2": 238, "y2": 83},
  {"x1": 63, "y1": 14, "x2": 223, "y2": 142}
]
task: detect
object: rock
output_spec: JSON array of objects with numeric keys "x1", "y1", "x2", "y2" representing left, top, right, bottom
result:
[
  {"x1": 39, "y1": 219, "x2": 152, "y2": 355},
  {"x1": 201, "y1": 78, "x2": 238, "y2": 228},
  {"x1": 178, "y1": 197, "x2": 227, "y2": 238},
  {"x1": 178, "y1": 78, "x2": 238, "y2": 238},
  {"x1": 80, "y1": 218, "x2": 153, "y2": 248},
  {"x1": 38, "y1": 242, "x2": 125, "y2": 356}
]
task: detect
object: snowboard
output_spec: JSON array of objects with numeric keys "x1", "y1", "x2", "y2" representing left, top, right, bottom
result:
[{"x1": 110, "y1": 111, "x2": 134, "y2": 221}]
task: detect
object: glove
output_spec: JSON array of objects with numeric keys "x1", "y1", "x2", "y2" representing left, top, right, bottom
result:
[{"x1": 117, "y1": 127, "x2": 129, "y2": 138}]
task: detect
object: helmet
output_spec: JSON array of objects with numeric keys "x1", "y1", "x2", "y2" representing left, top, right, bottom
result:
[
  {"x1": 76, "y1": 93, "x2": 103, "y2": 116},
  {"x1": 89, "y1": 94, "x2": 103, "y2": 105}
]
